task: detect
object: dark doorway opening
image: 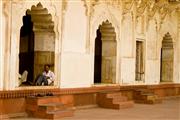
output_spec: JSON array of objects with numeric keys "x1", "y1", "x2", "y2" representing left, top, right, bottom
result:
[
  {"x1": 94, "y1": 20, "x2": 117, "y2": 84},
  {"x1": 135, "y1": 41, "x2": 144, "y2": 81},
  {"x1": 94, "y1": 28, "x2": 102, "y2": 83},
  {"x1": 19, "y1": 13, "x2": 34, "y2": 84}
]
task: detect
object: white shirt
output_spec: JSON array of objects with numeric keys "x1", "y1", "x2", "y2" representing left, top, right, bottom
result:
[{"x1": 42, "y1": 70, "x2": 55, "y2": 85}]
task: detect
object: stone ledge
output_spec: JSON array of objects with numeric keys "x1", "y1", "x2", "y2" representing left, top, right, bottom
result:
[
  {"x1": 0, "y1": 112, "x2": 27, "y2": 119},
  {"x1": 0, "y1": 84, "x2": 180, "y2": 99}
]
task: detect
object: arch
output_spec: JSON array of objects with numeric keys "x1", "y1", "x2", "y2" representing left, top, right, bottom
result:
[
  {"x1": 18, "y1": 2, "x2": 55, "y2": 86},
  {"x1": 160, "y1": 32, "x2": 174, "y2": 82},
  {"x1": 5, "y1": 1, "x2": 61, "y2": 89},
  {"x1": 158, "y1": 13, "x2": 177, "y2": 47},
  {"x1": 94, "y1": 20, "x2": 117, "y2": 84},
  {"x1": 91, "y1": 12, "x2": 120, "y2": 50},
  {"x1": 90, "y1": 4, "x2": 121, "y2": 52},
  {"x1": 90, "y1": 4, "x2": 121, "y2": 84}
]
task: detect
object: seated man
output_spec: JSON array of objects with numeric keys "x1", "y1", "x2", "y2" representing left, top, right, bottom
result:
[
  {"x1": 36, "y1": 65, "x2": 55, "y2": 86},
  {"x1": 18, "y1": 70, "x2": 28, "y2": 86}
]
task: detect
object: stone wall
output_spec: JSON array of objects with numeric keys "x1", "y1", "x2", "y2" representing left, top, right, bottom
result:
[{"x1": 0, "y1": 0, "x2": 180, "y2": 90}]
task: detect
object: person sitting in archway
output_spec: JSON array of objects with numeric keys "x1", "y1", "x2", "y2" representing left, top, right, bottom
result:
[{"x1": 36, "y1": 64, "x2": 55, "y2": 86}]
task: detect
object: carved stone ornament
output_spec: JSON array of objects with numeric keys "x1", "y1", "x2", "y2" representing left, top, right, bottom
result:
[{"x1": 82, "y1": 0, "x2": 122, "y2": 16}]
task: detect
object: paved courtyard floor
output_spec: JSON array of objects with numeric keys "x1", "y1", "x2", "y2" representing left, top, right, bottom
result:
[{"x1": 11, "y1": 97, "x2": 180, "y2": 120}]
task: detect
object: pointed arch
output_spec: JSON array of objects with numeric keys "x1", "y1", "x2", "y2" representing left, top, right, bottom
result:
[
  {"x1": 90, "y1": 4, "x2": 121, "y2": 84},
  {"x1": 19, "y1": 2, "x2": 55, "y2": 86},
  {"x1": 160, "y1": 32, "x2": 174, "y2": 82},
  {"x1": 94, "y1": 20, "x2": 117, "y2": 84}
]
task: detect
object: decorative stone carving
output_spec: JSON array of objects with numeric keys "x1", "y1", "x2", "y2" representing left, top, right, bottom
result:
[
  {"x1": 27, "y1": 2, "x2": 54, "y2": 32},
  {"x1": 136, "y1": 15, "x2": 145, "y2": 35},
  {"x1": 62, "y1": 0, "x2": 68, "y2": 12},
  {"x1": 136, "y1": 0, "x2": 148, "y2": 17},
  {"x1": 82, "y1": 0, "x2": 122, "y2": 17},
  {"x1": 90, "y1": 2, "x2": 120, "y2": 55},
  {"x1": 162, "y1": 32, "x2": 173, "y2": 48},
  {"x1": 122, "y1": 0, "x2": 134, "y2": 15}
]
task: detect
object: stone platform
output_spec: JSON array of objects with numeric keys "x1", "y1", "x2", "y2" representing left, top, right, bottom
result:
[{"x1": 10, "y1": 97, "x2": 180, "y2": 120}]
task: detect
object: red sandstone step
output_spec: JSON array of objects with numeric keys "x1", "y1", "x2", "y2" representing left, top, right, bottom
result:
[
  {"x1": 141, "y1": 93, "x2": 155, "y2": 96},
  {"x1": 133, "y1": 89, "x2": 162, "y2": 105},
  {"x1": 38, "y1": 103, "x2": 67, "y2": 112},
  {"x1": 118, "y1": 101, "x2": 134, "y2": 109},
  {"x1": 135, "y1": 98, "x2": 162, "y2": 104},
  {"x1": 38, "y1": 97, "x2": 60, "y2": 105},
  {"x1": 100, "y1": 101, "x2": 134, "y2": 109},
  {"x1": 26, "y1": 96, "x2": 60, "y2": 105},
  {"x1": 134, "y1": 95, "x2": 148, "y2": 100},
  {"x1": 26, "y1": 104, "x2": 39, "y2": 112},
  {"x1": 26, "y1": 96, "x2": 74, "y2": 119},
  {"x1": 112, "y1": 96, "x2": 128, "y2": 103},
  {"x1": 97, "y1": 92, "x2": 134, "y2": 109},
  {"x1": 31, "y1": 109, "x2": 73, "y2": 119},
  {"x1": 134, "y1": 89, "x2": 154, "y2": 95},
  {"x1": 106, "y1": 92, "x2": 122, "y2": 98},
  {"x1": 98, "y1": 97, "x2": 134, "y2": 109},
  {"x1": 49, "y1": 109, "x2": 74, "y2": 119},
  {"x1": 154, "y1": 98, "x2": 162, "y2": 104},
  {"x1": 134, "y1": 94, "x2": 160, "y2": 101},
  {"x1": 98, "y1": 97, "x2": 128, "y2": 105},
  {"x1": 26, "y1": 97, "x2": 38, "y2": 105},
  {"x1": 26, "y1": 110, "x2": 34, "y2": 117},
  {"x1": 135, "y1": 100, "x2": 156, "y2": 104},
  {"x1": 134, "y1": 94, "x2": 155, "y2": 100}
]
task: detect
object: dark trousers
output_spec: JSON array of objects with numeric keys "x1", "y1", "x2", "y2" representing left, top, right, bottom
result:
[{"x1": 35, "y1": 75, "x2": 48, "y2": 86}]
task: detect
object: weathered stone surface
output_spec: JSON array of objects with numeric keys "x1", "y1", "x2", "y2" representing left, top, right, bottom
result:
[{"x1": 0, "y1": 0, "x2": 179, "y2": 90}]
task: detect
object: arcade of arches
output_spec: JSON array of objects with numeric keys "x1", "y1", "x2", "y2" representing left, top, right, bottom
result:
[{"x1": 0, "y1": 0, "x2": 180, "y2": 118}]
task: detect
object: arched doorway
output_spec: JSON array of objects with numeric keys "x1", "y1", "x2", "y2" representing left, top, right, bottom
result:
[
  {"x1": 19, "y1": 2, "x2": 55, "y2": 85},
  {"x1": 94, "y1": 20, "x2": 117, "y2": 84},
  {"x1": 160, "y1": 32, "x2": 174, "y2": 82}
]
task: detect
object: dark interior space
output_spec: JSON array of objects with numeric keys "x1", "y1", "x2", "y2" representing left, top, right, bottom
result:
[
  {"x1": 94, "y1": 27, "x2": 102, "y2": 83},
  {"x1": 160, "y1": 48, "x2": 163, "y2": 82},
  {"x1": 19, "y1": 13, "x2": 34, "y2": 84}
]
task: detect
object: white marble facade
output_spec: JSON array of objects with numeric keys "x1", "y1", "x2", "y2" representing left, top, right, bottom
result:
[{"x1": 0, "y1": 0, "x2": 180, "y2": 90}]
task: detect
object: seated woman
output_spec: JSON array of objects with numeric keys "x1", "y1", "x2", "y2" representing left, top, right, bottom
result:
[{"x1": 36, "y1": 65, "x2": 55, "y2": 86}]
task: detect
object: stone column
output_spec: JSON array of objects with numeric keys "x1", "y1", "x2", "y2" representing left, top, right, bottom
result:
[
  {"x1": 0, "y1": 1, "x2": 3, "y2": 90},
  {"x1": 100, "y1": 21, "x2": 117, "y2": 83},
  {"x1": 178, "y1": 10, "x2": 180, "y2": 83},
  {"x1": 33, "y1": 31, "x2": 55, "y2": 81},
  {"x1": 2, "y1": 1, "x2": 11, "y2": 90}
]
